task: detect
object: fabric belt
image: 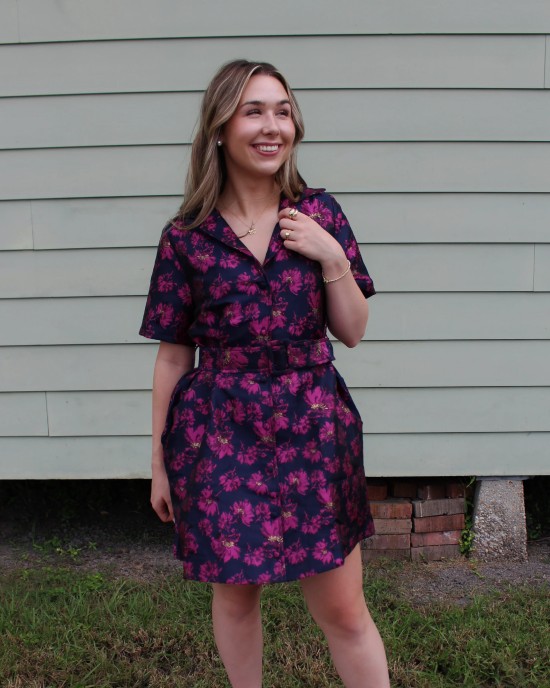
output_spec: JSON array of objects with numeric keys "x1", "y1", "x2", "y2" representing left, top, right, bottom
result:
[{"x1": 197, "y1": 337, "x2": 334, "y2": 373}]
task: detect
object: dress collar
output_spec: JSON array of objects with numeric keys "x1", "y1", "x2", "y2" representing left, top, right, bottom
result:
[{"x1": 192, "y1": 186, "x2": 325, "y2": 267}]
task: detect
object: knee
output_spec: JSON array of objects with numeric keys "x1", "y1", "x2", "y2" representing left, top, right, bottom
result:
[
  {"x1": 212, "y1": 584, "x2": 262, "y2": 622},
  {"x1": 311, "y1": 601, "x2": 371, "y2": 640}
]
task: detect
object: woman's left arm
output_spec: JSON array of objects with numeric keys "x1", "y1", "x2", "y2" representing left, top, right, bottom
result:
[
  {"x1": 321, "y1": 254, "x2": 369, "y2": 348},
  {"x1": 279, "y1": 208, "x2": 370, "y2": 348}
]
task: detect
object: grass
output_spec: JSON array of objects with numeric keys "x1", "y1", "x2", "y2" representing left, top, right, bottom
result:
[{"x1": 1, "y1": 565, "x2": 548, "y2": 688}]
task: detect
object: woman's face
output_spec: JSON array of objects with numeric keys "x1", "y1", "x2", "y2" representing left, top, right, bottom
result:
[{"x1": 220, "y1": 74, "x2": 296, "y2": 183}]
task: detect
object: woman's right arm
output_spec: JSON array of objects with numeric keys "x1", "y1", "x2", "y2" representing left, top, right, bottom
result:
[{"x1": 150, "y1": 341, "x2": 196, "y2": 522}]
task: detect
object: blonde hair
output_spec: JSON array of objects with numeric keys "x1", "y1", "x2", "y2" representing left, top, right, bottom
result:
[{"x1": 178, "y1": 59, "x2": 306, "y2": 228}]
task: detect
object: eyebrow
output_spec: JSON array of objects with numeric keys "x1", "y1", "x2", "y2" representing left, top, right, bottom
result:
[{"x1": 240, "y1": 99, "x2": 291, "y2": 108}]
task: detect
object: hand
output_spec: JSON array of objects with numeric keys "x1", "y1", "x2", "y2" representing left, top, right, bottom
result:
[
  {"x1": 278, "y1": 208, "x2": 347, "y2": 267},
  {"x1": 151, "y1": 462, "x2": 174, "y2": 523}
]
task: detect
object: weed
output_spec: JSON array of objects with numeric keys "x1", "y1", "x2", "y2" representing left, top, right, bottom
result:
[
  {"x1": 31, "y1": 536, "x2": 99, "y2": 562},
  {"x1": 459, "y1": 515, "x2": 475, "y2": 556},
  {"x1": 458, "y1": 477, "x2": 476, "y2": 557}
]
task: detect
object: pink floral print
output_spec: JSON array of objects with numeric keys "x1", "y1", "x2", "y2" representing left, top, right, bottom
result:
[{"x1": 140, "y1": 188, "x2": 376, "y2": 584}]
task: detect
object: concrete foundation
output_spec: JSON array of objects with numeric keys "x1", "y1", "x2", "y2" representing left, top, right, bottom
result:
[{"x1": 472, "y1": 478, "x2": 528, "y2": 561}]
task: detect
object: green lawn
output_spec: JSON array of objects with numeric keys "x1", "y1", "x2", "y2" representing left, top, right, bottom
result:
[{"x1": 1, "y1": 565, "x2": 548, "y2": 687}]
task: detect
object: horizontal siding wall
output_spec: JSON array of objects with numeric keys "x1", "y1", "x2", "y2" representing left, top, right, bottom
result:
[
  {"x1": 1, "y1": 37, "x2": 546, "y2": 95},
  {"x1": 1, "y1": 2, "x2": 549, "y2": 478},
  {"x1": 2, "y1": 144, "x2": 550, "y2": 198},
  {"x1": 2, "y1": 0, "x2": 550, "y2": 41},
  {"x1": 4, "y1": 90, "x2": 550, "y2": 148}
]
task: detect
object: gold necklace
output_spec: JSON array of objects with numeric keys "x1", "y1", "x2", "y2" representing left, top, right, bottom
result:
[{"x1": 221, "y1": 195, "x2": 278, "y2": 239}]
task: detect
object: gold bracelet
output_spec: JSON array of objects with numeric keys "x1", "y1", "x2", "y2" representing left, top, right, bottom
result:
[{"x1": 322, "y1": 260, "x2": 351, "y2": 284}]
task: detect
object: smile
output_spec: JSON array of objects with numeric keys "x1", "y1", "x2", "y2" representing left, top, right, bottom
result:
[{"x1": 253, "y1": 144, "x2": 281, "y2": 153}]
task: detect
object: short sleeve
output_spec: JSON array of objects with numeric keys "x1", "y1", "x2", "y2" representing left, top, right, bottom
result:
[
  {"x1": 330, "y1": 197, "x2": 376, "y2": 299},
  {"x1": 139, "y1": 224, "x2": 196, "y2": 346}
]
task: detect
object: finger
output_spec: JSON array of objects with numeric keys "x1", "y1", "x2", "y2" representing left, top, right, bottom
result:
[
  {"x1": 280, "y1": 214, "x2": 313, "y2": 234},
  {"x1": 280, "y1": 229, "x2": 294, "y2": 242},
  {"x1": 279, "y1": 217, "x2": 300, "y2": 232},
  {"x1": 158, "y1": 506, "x2": 172, "y2": 523},
  {"x1": 278, "y1": 207, "x2": 300, "y2": 221},
  {"x1": 152, "y1": 498, "x2": 172, "y2": 522}
]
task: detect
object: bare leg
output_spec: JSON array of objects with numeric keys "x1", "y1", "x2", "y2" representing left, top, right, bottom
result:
[
  {"x1": 300, "y1": 545, "x2": 390, "y2": 688},
  {"x1": 211, "y1": 583, "x2": 263, "y2": 688}
]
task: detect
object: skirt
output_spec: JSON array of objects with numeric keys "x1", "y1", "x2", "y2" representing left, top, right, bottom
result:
[{"x1": 162, "y1": 337, "x2": 374, "y2": 584}]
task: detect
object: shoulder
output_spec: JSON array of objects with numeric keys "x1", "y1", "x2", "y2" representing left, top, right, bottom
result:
[
  {"x1": 290, "y1": 188, "x2": 343, "y2": 232},
  {"x1": 161, "y1": 211, "x2": 214, "y2": 243},
  {"x1": 298, "y1": 188, "x2": 342, "y2": 213}
]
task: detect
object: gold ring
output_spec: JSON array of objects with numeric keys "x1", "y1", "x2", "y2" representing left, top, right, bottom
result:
[
  {"x1": 284, "y1": 230, "x2": 291, "y2": 239},
  {"x1": 288, "y1": 208, "x2": 298, "y2": 219}
]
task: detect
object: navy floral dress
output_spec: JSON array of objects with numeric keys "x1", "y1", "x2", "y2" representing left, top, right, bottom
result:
[{"x1": 140, "y1": 187, "x2": 376, "y2": 584}]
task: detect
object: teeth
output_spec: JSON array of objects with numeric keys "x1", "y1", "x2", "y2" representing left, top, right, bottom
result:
[{"x1": 256, "y1": 145, "x2": 279, "y2": 152}]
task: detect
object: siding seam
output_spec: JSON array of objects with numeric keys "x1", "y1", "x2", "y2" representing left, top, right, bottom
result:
[
  {"x1": 29, "y1": 200, "x2": 36, "y2": 249},
  {"x1": 545, "y1": 35, "x2": 548, "y2": 87},
  {"x1": 44, "y1": 391, "x2": 50, "y2": 436},
  {"x1": 533, "y1": 244, "x2": 537, "y2": 293},
  {"x1": 544, "y1": 36, "x2": 550, "y2": 88}
]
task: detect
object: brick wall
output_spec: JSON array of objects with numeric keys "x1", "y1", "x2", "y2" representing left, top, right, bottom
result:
[{"x1": 363, "y1": 479, "x2": 468, "y2": 562}]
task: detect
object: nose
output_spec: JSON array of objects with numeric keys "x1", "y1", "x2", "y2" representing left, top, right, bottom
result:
[{"x1": 261, "y1": 112, "x2": 279, "y2": 135}]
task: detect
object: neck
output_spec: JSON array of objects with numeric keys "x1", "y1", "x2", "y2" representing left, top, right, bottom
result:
[{"x1": 219, "y1": 177, "x2": 280, "y2": 217}]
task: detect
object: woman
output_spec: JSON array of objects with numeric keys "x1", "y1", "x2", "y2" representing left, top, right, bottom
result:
[{"x1": 140, "y1": 59, "x2": 390, "y2": 688}]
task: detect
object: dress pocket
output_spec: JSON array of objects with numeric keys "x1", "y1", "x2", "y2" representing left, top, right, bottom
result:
[
  {"x1": 161, "y1": 368, "x2": 200, "y2": 446},
  {"x1": 332, "y1": 365, "x2": 363, "y2": 425}
]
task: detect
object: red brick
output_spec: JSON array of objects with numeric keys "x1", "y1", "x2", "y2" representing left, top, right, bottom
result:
[
  {"x1": 364, "y1": 534, "x2": 410, "y2": 550},
  {"x1": 417, "y1": 483, "x2": 446, "y2": 500},
  {"x1": 412, "y1": 498, "x2": 466, "y2": 518},
  {"x1": 367, "y1": 484, "x2": 388, "y2": 501},
  {"x1": 373, "y1": 518, "x2": 412, "y2": 535},
  {"x1": 392, "y1": 481, "x2": 417, "y2": 499},
  {"x1": 410, "y1": 544, "x2": 461, "y2": 562},
  {"x1": 446, "y1": 482, "x2": 466, "y2": 499},
  {"x1": 370, "y1": 499, "x2": 412, "y2": 520},
  {"x1": 363, "y1": 548, "x2": 411, "y2": 563},
  {"x1": 413, "y1": 513, "x2": 465, "y2": 533},
  {"x1": 411, "y1": 530, "x2": 462, "y2": 547}
]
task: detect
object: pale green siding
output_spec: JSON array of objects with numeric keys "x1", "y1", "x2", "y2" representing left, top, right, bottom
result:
[
  {"x1": 0, "y1": 245, "x2": 538, "y2": 298},
  {"x1": 1, "y1": 434, "x2": 548, "y2": 480},
  {"x1": 535, "y1": 246, "x2": 550, "y2": 290},
  {"x1": 0, "y1": 36, "x2": 545, "y2": 96},
  {"x1": 1, "y1": 1, "x2": 549, "y2": 478},
  {"x1": 301, "y1": 90, "x2": 550, "y2": 142},
  {"x1": 3, "y1": 91, "x2": 550, "y2": 149},
  {"x1": 2, "y1": 194, "x2": 549, "y2": 249},
  {"x1": 32, "y1": 388, "x2": 550, "y2": 436},
  {"x1": 2, "y1": 294, "x2": 550, "y2": 346},
  {"x1": 2, "y1": 340, "x2": 550, "y2": 389},
  {"x1": 2, "y1": 0, "x2": 550, "y2": 42},
  {"x1": 0, "y1": 393, "x2": 47, "y2": 437},
  {"x1": 2, "y1": 143, "x2": 550, "y2": 198}
]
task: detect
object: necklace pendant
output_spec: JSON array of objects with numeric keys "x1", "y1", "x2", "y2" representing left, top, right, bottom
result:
[{"x1": 248, "y1": 223, "x2": 256, "y2": 236}]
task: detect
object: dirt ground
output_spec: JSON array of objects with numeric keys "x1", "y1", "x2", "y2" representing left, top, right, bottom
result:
[{"x1": 1, "y1": 510, "x2": 549, "y2": 605}]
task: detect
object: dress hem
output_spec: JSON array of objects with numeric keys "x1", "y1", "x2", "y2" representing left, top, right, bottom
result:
[{"x1": 175, "y1": 530, "x2": 374, "y2": 585}]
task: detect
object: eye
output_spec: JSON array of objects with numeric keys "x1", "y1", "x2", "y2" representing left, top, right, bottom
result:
[
  {"x1": 245, "y1": 108, "x2": 261, "y2": 116},
  {"x1": 278, "y1": 108, "x2": 291, "y2": 117}
]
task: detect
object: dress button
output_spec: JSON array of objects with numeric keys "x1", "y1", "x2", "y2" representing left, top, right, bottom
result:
[{"x1": 273, "y1": 550, "x2": 281, "y2": 559}]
